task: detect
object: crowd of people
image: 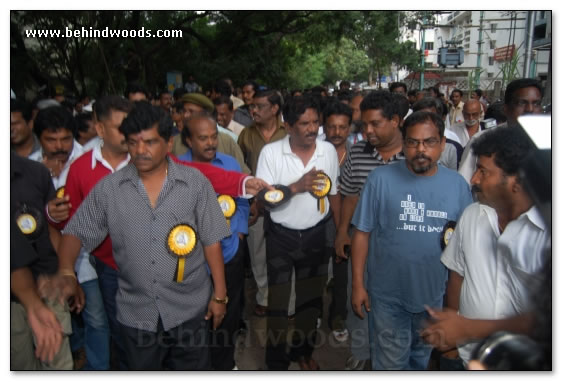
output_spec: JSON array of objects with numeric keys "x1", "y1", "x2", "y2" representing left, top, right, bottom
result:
[{"x1": 10, "y1": 75, "x2": 550, "y2": 370}]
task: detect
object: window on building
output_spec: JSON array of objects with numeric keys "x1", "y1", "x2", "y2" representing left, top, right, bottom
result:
[
  {"x1": 425, "y1": 42, "x2": 434, "y2": 50},
  {"x1": 489, "y1": 57, "x2": 494, "y2": 66},
  {"x1": 490, "y1": 40, "x2": 496, "y2": 49},
  {"x1": 490, "y1": 23, "x2": 497, "y2": 33},
  {"x1": 488, "y1": 72, "x2": 494, "y2": 78}
]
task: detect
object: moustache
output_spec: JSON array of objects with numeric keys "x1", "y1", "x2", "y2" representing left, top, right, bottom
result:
[
  {"x1": 52, "y1": 150, "x2": 69, "y2": 157},
  {"x1": 413, "y1": 154, "x2": 431, "y2": 161},
  {"x1": 134, "y1": 155, "x2": 151, "y2": 162},
  {"x1": 204, "y1": 147, "x2": 217, "y2": 152},
  {"x1": 471, "y1": 185, "x2": 481, "y2": 194},
  {"x1": 306, "y1": 132, "x2": 318, "y2": 138},
  {"x1": 465, "y1": 119, "x2": 479, "y2": 126}
]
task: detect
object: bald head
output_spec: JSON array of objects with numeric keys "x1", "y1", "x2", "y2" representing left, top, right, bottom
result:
[
  {"x1": 463, "y1": 99, "x2": 481, "y2": 128},
  {"x1": 182, "y1": 114, "x2": 218, "y2": 163}
]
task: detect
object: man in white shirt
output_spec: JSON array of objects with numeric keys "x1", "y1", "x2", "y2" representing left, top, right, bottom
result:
[
  {"x1": 449, "y1": 99, "x2": 483, "y2": 148},
  {"x1": 447, "y1": 89, "x2": 464, "y2": 127},
  {"x1": 421, "y1": 127, "x2": 550, "y2": 368},
  {"x1": 256, "y1": 95, "x2": 341, "y2": 370}
]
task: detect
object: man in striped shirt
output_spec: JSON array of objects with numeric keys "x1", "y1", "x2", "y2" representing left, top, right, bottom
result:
[{"x1": 335, "y1": 90, "x2": 405, "y2": 370}]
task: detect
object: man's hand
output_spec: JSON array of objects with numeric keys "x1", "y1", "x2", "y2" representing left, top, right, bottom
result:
[
  {"x1": 351, "y1": 285, "x2": 370, "y2": 319},
  {"x1": 289, "y1": 168, "x2": 325, "y2": 194},
  {"x1": 334, "y1": 229, "x2": 351, "y2": 260},
  {"x1": 248, "y1": 201, "x2": 261, "y2": 227},
  {"x1": 420, "y1": 306, "x2": 469, "y2": 351},
  {"x1": 38, "y1": 273, "x2": 85, "y2": 314},
  {"x1": 205, "y1": 300, "x2": 227, "y2": 330},
  {"x1": 27, "y1": 300, "x2": 64, "y2": 363},
  {"x1": 245, "y1": 177, "x2": 273, "y2": 196},
  {"x1": 47, "y1": 196, "x2": 71, "y2": 222}
]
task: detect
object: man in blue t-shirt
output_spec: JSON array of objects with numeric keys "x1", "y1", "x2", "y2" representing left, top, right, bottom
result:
[
  {"x1": 178, "y1": 113, "x2": 249, "y2": 370},
  {"x1": 350, "y1": 111, "x2": 472, "y2": 370}
]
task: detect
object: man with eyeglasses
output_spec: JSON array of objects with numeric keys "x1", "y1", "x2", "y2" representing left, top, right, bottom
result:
[
  {"x1": 449, "y1": 99, "x2": 483, "y2": 148},
  {"x1": 457, "y1": 78, "x2": 544, "y2": 184},
  {"x1": 350, "y1": 111, "x2": 472, "y2": 370}
]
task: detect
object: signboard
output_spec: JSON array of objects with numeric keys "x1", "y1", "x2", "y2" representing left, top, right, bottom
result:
[
  {"x1": 494, "y1": 45, "x2": 516, "y2": 62},
  {"x1": 166, "y1": 71, "x2": 183, "y2": 92}
]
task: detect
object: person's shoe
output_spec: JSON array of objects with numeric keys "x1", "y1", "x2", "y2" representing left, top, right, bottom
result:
[
  {"x1": 297, "y1": 356, "x2": 320, "y2": 371},
  {"x1": 344, "y1": 355, "x2": 367, "y2": 371},
  {"x1": 332, "y1": 329, "x2": 349, "y2": 343},
  {"x1": 254, "y1": 304, "x2": 267, "y2": 317}
]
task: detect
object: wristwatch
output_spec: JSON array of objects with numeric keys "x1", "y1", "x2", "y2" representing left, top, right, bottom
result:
[{"x1": 211, "y1": 295, "x2": 229, "y2": 304}]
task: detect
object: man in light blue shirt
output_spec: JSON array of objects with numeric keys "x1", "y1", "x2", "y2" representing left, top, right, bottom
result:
[{"x1": 178, "y1": 113, "x2": 249, "y2": 370}]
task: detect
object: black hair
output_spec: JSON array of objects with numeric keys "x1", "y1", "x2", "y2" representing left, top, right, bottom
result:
[
  {"x1": 159, "y1": 90, "x2": 171, "y2": 98},
  {"x1": 360, "y1": 90, "x2": 400, "y2": 120},
  {"x1": 504, "y1": 78, "x2": 543, "y2": 105},
  {"x1": 213, "y1": 79, "x2": 232, "y2": 97},
  {"x1": 34, "y1": 106, "x2": 77, "y2": 138},
  {"x1": 93, "y1": 95, "x2": 132, "y2": 122},
  {"x1": 389, "y1": 82, "x2": 407, "y2": 94},
  {"x1": 484, "y1": 101, "x2": 507, "y2": 124},
  {"x1": 311, "y1": 85, "x2": 327, "y2": 95},
  {"x1": 124, "y1": 82, "x2": 148, "y2": 98},
  {"x1": 323, "y1": 100, "x2": 353, "y2": 125},
  {"x1": 119, "y1": 101, "x2": 173, "y2": 141},
  {"x1": 254, "y1": 89, "x2": 283, "y2": 116},
  {"x1": 451, "y1": 88, "x2": 463, "y2": 98},
  {"x1": 242, "y1": 80, "x2": 259, "y2": 93},
  {"x1": 412, "y1": 97, "x2": 444, "y2": 116},
  {"x1": 213, "y1": 95, "x2": 234, "y2": 111},
  {"x1": 393, "y1": 93, "x2": 410, "y2": 120},
  {"x1": 10, "y1": 98, "x2": 32, "y2": 122},
  {"x1": 290, "y1": 89, "x2": 303, "y2": 97},
  {"x1": 173, "y1": 88, "x2": 187, "y2": 101},
  {"x1": 401, "y1": 111, "x2": 445, "y2": 139},
  {"x1": 340, "y1": 80, "x2": 351, "y2": 88},
  {"x1": 471, "y1": 126, "x2": 533, "y2": 177},
  {"x1": 75, "y1": 112, "x2": 93, "y2": 137},
  {"x1": 407, "y1": 89, "x2": 417, "y2": 97},
  {"x1": 283, "y1": 95, "x2": 320, "y2": 126},
  {"x1": 172, "y1": 101, "x2": 184, "y2": 113},
  {"x1": 473, "y1": 89, "x2": 483, "y2": 97},
  {"x1": 337, "y1": 89, "x2": 352, "y2": 103},
  {"x1": 181, "y1": 111, "x2": 215, "y2": 147}
]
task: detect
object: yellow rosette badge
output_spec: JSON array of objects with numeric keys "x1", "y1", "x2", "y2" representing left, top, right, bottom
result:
[
  {"x1": 17, "y1": 214, "x2": 37, "y2": 235},
  {"x1": 310, "y1": 172, "x2": 331, "y2": 213},
  {"x1": 217, "y1": 195, "x2": 237, "y2": 228},
  {"x1": 56, "y1": 186, "x2": 65, "y2": 199},
  {"x1": 167, "y1": 224, "x2": 197, "y2": 282}
]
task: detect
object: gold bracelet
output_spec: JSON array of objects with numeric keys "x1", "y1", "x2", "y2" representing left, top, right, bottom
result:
[
  {"x1": 59, "y1": 270, "x2": 77, "y2": 280},
  {"x1": 211, "y1": 295, "x2": 229, "y2": 304}
]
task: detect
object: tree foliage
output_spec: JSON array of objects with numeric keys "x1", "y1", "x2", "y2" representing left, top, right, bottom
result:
[{"x1": 11, "y1": 10, "x2": 420, "y2": 98}]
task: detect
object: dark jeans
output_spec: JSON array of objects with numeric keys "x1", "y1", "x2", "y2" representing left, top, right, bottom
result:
[
  {"x1": 328, "y1": 247, "x2": 348, "y2": 331},
  {"x1": 264, "y1": 218, "x2": 330, "y2": 370},
  {"x1": 95, "y1": 260, "x2": 128, "y2": 370},
  {"x1": 119, "y1": 315, "x2": 210, "y2": 370},
  {"x1": 210, "y1": 240, "x2": 245, "y2": 370}
]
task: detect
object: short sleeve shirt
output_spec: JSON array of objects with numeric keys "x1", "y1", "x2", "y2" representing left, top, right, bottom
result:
[
  {"x1": 63, "y1": 156, "x2": 231, "y2": 332},
  {"x1": 352, "y1": 161, "x2": 473, "y2": 312}
]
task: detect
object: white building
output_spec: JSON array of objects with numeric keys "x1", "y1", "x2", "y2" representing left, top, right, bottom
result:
[{"x1": 397, "y1": 11, "x2": 551, "y2": 102}]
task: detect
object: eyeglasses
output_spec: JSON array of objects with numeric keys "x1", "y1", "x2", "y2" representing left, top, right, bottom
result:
[
  {"x1": 513, "y1": 100, "x2": 542, "y2": 109},
  {"x1": 248, "y1": 103, "x2": 270, "y2": 110},
  {"x1": 404, "y1": 137, "x2": 440, "y2": 148}
]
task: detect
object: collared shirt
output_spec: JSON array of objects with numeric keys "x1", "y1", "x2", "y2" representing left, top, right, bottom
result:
[
  {"x1": 448, "y1": 101, "x2": 465, "y2": 126},
  {"x1": 225, "y1": 119, "x2": 246, "y2": 137},
  {"x1": 339, "y1": 140, "x2": 405, "y2": 196},
  {"x1": 450, "y1": 121, "x2": 483, "y2": 148},
  {"x1": 63, "y1": 141, "x2": 130, "y2": 270},
  {"x1": 441, "y1": 203, "x2": 550, "y2": 364},
  {"x1": 10, "y1": 153, "x2": 58, "y2": 280},
  {"x1": 233, "y1": 105, "x2": 254, "y2": 127},
  {"x1": 29, "y1": 140, "x2": 84, "y2": 190},
  {"x1": 11, "y1": 133, "x2": 42, "y2": 159},
  {"x1": 63, "y1": 156, "x2": 231, "y2": 332},
  {"x1": 177, "y1": 150, "x2": 249, "y2": 264},
  {"x1": 237, "y1": 123, "x2": 287, "y2": 175},
  {"x1": 256, "y1": 135, "x2": 339, "y2": 230}
]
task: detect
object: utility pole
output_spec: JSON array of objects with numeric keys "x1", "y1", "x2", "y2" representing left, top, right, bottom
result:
[
  {"x1": 419, "y1": 15, "x2": 427, "y2": 90},
  {"x1": 475, "y1": 11, "x2": 484, "y2": 89},
  {"x1": 523, "y1": 11, "x2": 536, "y2": 78}
]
